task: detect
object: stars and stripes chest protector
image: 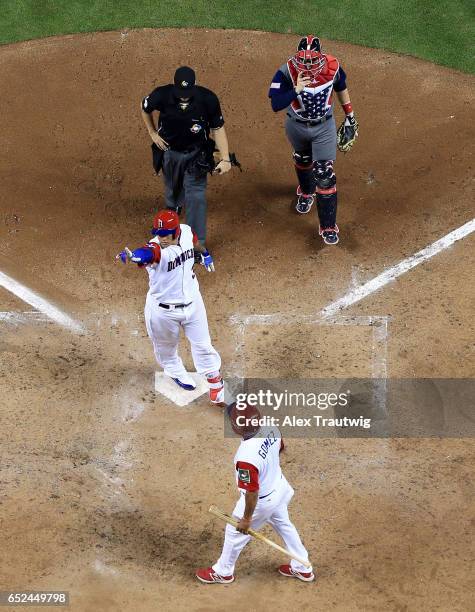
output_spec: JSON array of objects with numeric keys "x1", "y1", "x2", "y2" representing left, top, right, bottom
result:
[{"x1": 287, "y1": 55, "x2": 339, "y2": 120}]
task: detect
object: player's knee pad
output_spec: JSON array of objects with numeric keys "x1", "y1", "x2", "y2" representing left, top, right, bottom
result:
[
  {"x1": 315, "y1": 160, "x2": 336, "y2": 192},
  {"x1": 293, "y1": 148, "x2": 313, "y2": 169}
]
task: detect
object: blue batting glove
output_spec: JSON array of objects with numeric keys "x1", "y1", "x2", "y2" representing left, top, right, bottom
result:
[
  {"x1": 201, "y1": 250, "x2": 215, "y2": 272},
  {"x1": 129, "y1": 248, "x2": 154, "y2": 265},
  {"x1": 115, "y1": 247, "x2": 153, "y2": 265}
]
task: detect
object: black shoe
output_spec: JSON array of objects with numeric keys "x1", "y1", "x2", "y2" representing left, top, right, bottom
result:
[
  {"x1": 295, "y1": 187, "x2": 314, "y2": 214},
  {"x1": 319, "y1": 224, "x2": 340, "y2": 245}
]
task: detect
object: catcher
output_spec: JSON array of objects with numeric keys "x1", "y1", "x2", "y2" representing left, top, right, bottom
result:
[{"x1": 269, "y1": 35, "x2": 359, "y2": 245}]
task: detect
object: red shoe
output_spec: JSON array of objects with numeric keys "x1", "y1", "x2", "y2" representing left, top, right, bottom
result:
[
  {"x1": 278, "y1": 564, "x2": 315, "y2": 582},
  {"x1": 195, "y1": 567, "x2": 235, "y2": 584}
]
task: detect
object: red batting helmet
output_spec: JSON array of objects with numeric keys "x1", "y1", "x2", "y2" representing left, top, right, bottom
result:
[
  {"x1": 292, "y1": 35, "x2": 325, "y2": 77},
  {"x1": 152, "y1": 209, "x2": 180, "y2": 238}
]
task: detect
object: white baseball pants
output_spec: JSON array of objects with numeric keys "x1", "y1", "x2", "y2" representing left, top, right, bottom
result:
[
  {"x1": 144, "y1": 292, "x2": 221, "y2": 378},
  {"x1": 212, "y1": 476, "x2": 312, "y2": 575}
]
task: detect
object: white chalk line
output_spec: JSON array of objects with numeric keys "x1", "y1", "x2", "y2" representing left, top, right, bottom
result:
[
  {"x1": 371, "y1": 317, "x2": 389, "y2": 414},
  {"x1": 0, "y1": 311, "x2": 52, "y2": 324},
  {"x1": 321, "y1": 218, "x2": 475, "y2": 318},
  {"x1": 0, "y1": 271, "x2": 84, "y2": 332},
  {"x1": 230, "y1": 313, "x2": 385, "y2": 327}
]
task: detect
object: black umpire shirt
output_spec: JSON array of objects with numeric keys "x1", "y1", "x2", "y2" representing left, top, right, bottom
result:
[{"x1": 142, "y1": 85, "x2": 224, "y2": 151}]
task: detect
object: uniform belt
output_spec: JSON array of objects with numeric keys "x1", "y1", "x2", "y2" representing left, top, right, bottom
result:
[
  {"x1": 159, "y1": 302, "x2": 192, "y2": 310},
  {"x1": 287, "y1": 112, "x2": 332, "y2": 126}
]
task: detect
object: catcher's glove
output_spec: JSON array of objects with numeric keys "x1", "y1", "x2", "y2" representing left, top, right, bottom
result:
[{"x1": 337, "y1": 115, "x2": 359, "y2": 153}]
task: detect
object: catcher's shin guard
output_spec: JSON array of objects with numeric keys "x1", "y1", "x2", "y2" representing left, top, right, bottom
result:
[
  {"x1": 295, "y1": 168, "x2": 315, "y2": 196},
  {"x1": 316, "y1": 191, "x2": 337, "y2": 229},
  {"x1": 293, "y1": 149, "x2": 315, "y2": 195},
  {"x1": 315, "y1": 160, "x2": 337, "y2": 229}
]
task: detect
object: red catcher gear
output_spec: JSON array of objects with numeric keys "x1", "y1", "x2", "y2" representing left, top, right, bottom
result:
[
  {"x1": 152, "y1": 210, "x2": 180, "y2": 238},
  {"x1": 292, "y1": 35, "x2": 325, "y2": 77}
]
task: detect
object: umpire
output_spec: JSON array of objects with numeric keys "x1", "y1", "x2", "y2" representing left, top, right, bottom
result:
[{"x1": 141, "y1": 66, "x2": 231, "y2": 244}]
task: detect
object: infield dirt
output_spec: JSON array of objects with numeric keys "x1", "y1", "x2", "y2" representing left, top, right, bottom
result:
[{"x1": 0, "y1": 29, "x2": 474, "y2": 612}]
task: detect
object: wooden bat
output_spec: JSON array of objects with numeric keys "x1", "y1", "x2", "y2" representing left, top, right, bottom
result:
[{"x1": 209, "y1": 505, "x2": 311, "y2": 568}]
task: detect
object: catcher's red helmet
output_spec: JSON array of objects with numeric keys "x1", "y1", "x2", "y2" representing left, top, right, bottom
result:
[
  {"x1": 292, "y1": 35, "x2": 325, "y2": 77},
  {"x1": 152, "y1": 209, "x2": 180, "y2": 237}
]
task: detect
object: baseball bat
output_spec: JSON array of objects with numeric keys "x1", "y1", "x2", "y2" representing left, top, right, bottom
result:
[{"x1": 209, "y1": 505, "x2": 312, "y2": 568}]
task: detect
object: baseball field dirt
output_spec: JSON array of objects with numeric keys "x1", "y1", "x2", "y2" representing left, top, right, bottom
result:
[{"x1": 0, "y1": 29, "x2": 473, "y2": 611}]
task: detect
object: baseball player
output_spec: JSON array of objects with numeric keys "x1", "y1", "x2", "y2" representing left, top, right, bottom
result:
[
  {"x1": 116, "y1": 209, "x2": 224, "y2": 405},
  {"x1": 195, "y1": 403, "x2": 313, "y2": 583},
  {"x1": 141, "y1": 66, "x2": 232, "y2": 245},
  {"x1": 269, "y1": 35, "x2": 359, "y2": 245}
]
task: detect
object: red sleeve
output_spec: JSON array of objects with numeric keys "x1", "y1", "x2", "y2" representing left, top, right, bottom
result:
[
  {"x1": 236, "y1": 461, "x2": 259, "y2": 492},
  {"x1": 146, "y1": 242, "x2": 161, "y2": 263},
  {"x1": 192, "y1": 231, "x2": 198, "y2": 245}
]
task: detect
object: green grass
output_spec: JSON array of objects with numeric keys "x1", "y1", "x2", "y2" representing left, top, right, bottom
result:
[{"x1": 1, "y1": 1, "x2": 474, "y2": 72}]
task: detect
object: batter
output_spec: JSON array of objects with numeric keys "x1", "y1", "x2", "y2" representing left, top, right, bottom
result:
[{"x1": 116, "y1": 209, "x2": 225, "y2": 405}]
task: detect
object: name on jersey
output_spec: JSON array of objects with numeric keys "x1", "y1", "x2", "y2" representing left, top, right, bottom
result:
[
  {"x1": 167, "y1": 248, "x2": 194, "y2": 271},
  {"x1": 258, "y1": 430, "x2": 278, "y2": 460}
]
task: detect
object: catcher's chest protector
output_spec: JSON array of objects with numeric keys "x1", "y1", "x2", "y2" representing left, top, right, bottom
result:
[{"x1": 287, "y1": 55, "x2": 340, "y2": 120}]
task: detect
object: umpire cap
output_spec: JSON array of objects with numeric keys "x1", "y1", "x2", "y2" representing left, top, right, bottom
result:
[{"x1": 173, "y1": 66, "x2": 196, "y2": 97}]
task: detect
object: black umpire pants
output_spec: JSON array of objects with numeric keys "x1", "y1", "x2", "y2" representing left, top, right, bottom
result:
[{"x1": 162, "y1": 148, "x2": 208, "y2": 243}]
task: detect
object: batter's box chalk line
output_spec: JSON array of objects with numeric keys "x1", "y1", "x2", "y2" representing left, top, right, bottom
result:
[{"x1": 229, "y1": 313, "x2": 389, "y2": 414}]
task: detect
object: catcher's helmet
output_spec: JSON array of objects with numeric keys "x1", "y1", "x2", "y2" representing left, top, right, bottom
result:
[
  {"x1": 293, "y1": 35, "x2": 325, "y2": 76},
  {"x1": 152, "y1": 209, "x2": 180, "y2": 238}
]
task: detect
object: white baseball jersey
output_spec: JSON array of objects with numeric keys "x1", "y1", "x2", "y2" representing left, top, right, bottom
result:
[
  {"x1": 234, "y1": 426, "x2": 283, "y2": 498},
  {"x1": 146, "y1": 224, "x2": 199, "y2": 304}
]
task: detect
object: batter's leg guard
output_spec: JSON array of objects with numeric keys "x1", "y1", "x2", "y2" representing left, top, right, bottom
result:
[
  {"x1": 293, "y1": 149, "x2": 315, "y2": 214},
  {"x1": 315, "y1": 160, "x2": 339, "y2": 244},
  {"x1": 207, "y1": 372, "x2": 225, "y2": 406}
]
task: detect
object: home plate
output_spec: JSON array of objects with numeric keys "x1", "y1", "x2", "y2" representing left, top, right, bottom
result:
[{"x1": 154, "y1": 372, "x2": 209, "y2": 407}]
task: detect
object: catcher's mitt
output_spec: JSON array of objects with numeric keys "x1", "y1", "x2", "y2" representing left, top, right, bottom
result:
[{"x1": 337, "y1": 115, "x2": 359, "y2": 153}]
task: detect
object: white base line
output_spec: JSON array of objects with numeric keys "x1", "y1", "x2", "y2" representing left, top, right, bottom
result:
[
  {"x1": 321, "y1": 218, "x2": 475, "y2": 318},
  {"x1": 0, "y1": 311, "x2": 51, "y2": 324},
  {"x1": 0, "y1": 271, "x2": 83, "y2": 332}
]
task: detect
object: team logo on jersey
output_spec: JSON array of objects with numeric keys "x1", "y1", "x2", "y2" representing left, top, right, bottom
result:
[
  {"x1": 238, "y1": 468, "x2": 251, "y2": 483},
  {"x1": 190, "y1": 123, "x2": 202, "y2": 133}
]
